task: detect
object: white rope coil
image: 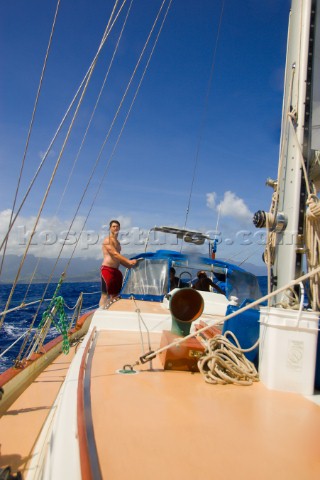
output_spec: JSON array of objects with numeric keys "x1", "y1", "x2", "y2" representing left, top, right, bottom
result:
[
  {"x1": 198, "y1": 332, "x2": 259, "y2": 386},
  {"x1": 307, "y1": 194, "x2": 320, "y2": 218},
  {"x1": 306, "y1": 194, "x2": 320, "y2": 309}
]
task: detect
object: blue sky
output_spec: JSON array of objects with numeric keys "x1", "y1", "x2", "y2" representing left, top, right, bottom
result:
[{"x1": 0, "y1": 0, "x2": 291, "y2": 270}]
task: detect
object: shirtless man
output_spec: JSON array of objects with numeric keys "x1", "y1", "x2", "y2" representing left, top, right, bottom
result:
[{"x1": 99, "y1": 220, "x2": 137, "y2": 308}]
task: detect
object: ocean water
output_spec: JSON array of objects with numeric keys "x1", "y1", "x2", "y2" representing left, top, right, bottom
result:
[
  {"x1": 0, "y1": 277, "x2": 268, "y2": 374},
  {"x1": 0, "y1": 282, "x2": 101, "y2": 373}
]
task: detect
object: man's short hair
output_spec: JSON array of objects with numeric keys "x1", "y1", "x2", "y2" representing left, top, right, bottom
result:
[
  {"x1": 197, "y1": 270, "x2": 207, "y2": 278},
  {"x1": 109, "y1": 219, "x2": 120, "y2": 228}
]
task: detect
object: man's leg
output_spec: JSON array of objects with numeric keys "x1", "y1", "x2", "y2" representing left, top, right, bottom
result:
[
  {"x1": 100, "y1": 266, "x2": 122, "y2": 306},
  {"x1": 99, "y1": 292, "x2": 109, "y2": 308},
  {"x1": 100, "y1": 271, "x2": 109, "y2": 308}
]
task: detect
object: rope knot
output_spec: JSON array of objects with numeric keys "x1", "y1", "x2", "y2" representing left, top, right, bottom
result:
[{"x1": 307, "y1": 194, "x2": 320, "y2": 218}]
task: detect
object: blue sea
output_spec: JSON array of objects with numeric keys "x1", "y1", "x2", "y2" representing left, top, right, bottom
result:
[
  {"x1": 0, "y1": 277, "x2": 268, "y2": 374},
  {"x1": 0, "y1": 281, "x2": 101, "y2": 373}
]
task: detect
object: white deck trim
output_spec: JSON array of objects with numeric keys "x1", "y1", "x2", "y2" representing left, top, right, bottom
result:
[{"x1": 26, "y1": 330, "x2": 94, "y2": 479}]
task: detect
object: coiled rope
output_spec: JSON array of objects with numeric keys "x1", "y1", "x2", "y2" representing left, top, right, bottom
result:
[
  {"x1": 38, "y1": 296, "x2": 70, "y2": 354},
  {"x1": 263, "y1": 65, "x2": 296, "y2": 294},
  {"x1": 262, "y1": 59, "x2": 320, "y2": 311},
  {"x1": 306, "y1": 192, "x2": 320, "y2": 309},
  {"x1": 134, "y1": 264, "x2": 320, "y2": 384},
  {"x1": 198, "y1": 332, "x2": 258, "y2": 386},
  {"x1": 15, "y1": 276, "x2": 66, "y2": 364},
  {"x1": 286, "y1": 115, "x2": 320, "y2": 310}
]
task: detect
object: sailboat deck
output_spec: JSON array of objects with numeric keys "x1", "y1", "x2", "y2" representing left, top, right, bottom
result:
[
  {"x1": 0, "y1": 346, "x2": 77, "y2": 474},
  {"x1": 90, "y1": 329, "x2": 320, "y2": 480},
  {"x1": 1, "y1": 322, "x2": 320, "y2": 479}
]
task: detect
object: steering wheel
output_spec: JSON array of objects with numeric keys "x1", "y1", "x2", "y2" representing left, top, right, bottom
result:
[{"x1": 178, "y1": 271, "x2": 192, "y2": 287}]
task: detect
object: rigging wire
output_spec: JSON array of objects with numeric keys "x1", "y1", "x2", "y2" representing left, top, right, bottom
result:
[
  {"x1": 0, "y1": 0, "x2": 171, "y2": 347},
  {"x1": 21, "y1": 0, "x2": 135, "y2": 311},
  {"x1": 225, "y1": 242, "x2": 265, "y2": 267},
  {"x1": 0, "y1": 298, "x2": 53, "y2": 317},
  {"x1": 0, "y1": 0, "x2": 125, "y2": 330},
  {"x1": 263, "y1": 64, "x2": 296, "y2": 303},
  {"x1": 56, "y1": 0, "x2": 135, "y2": 213},
  {"x1": 62, "y1": 0, "x2": 172, "y2": 275},
  {"x1": 135, "y1": 263, "x2": 320, "y2": 368},
  {"x1": 215, "y1": 203, "x2": 221, "y2": 234},
  {"x1": 41, "y1": 0, "x2": 170, "y2": 285},
  {"x1": 2, "y1": 0, "x2": 166, "y2": 315},
  {"x1": 21, "y1": 0, "x2": 134, "y2": 305},
  {"x1": 237, "y1": 244, "x2": 266, "y2": 267},
  {"x1": 182, "y1": 0, "x2": 225, "y2": 231},
  {"x1": 0, "y1": 0, "x2": 62, "y2": 278},
  {"x1": 0, "y1": 331, "x2": 29, "y2": 360},
  {"x1": 286, "y1": 115, "x2": 320, "y2": 309},
  {"x1": 131, "y1": 296, "x2": 153, "y2": 357},
  {"x1": 0, "y1": 0, "x2": 126, "y2": 256}
]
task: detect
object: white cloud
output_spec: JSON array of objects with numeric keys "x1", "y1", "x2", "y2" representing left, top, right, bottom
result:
[
  {"x1": 219, "y1": 191, "x2": 253, "y2": 221},
  {"x1": 0, "y1": 210, "x2": 100, "y2": 259},
  {"x1": 206, "y1": 191, "x2": 253, "y2": 223},
  {"x1": 0, "y1": 210, "x2": 140, "y2": 260},
  {"x1": 206, "y1": 192, "x2": 216, "y2": 210}
]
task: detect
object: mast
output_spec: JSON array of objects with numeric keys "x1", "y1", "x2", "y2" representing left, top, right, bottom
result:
[{"x1": 254, "y1": 0, "x2": 320, "y2": 308}]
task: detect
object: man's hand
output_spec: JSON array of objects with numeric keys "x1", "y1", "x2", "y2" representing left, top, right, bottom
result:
[{"x1": 128, "y1": 259, "x2": 137, "y2": 268}]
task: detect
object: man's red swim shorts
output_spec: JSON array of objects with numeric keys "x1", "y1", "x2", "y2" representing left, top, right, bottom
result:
[{"x1": 101, "y1": 266, "x2": 123, "y2": 296}]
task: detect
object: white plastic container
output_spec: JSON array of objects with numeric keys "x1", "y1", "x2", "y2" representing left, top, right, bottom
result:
[{"x1": 259, "y1": 306, "x2": 319, "y2": 395}]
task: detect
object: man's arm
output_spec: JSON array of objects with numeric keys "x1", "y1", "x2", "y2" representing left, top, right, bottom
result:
[
  {"x1": 104, "y1": 239, "x2": 137, "y2": 268},
  {"x1": 208, "y1": 278, "x2": 224, "y2": 295}
]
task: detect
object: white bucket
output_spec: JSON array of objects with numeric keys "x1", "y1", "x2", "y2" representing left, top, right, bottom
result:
[{"x1": 259, "y1": 306, "x2": 319, "y2": 395}]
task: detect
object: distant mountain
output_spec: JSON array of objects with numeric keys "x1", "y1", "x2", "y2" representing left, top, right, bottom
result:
[
  {"x1": 0, "y1": 254, "x2": 101, "y2": 283},
  {"x1": 0, "y1": 254, "x2": 267, "y2": 284}
]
